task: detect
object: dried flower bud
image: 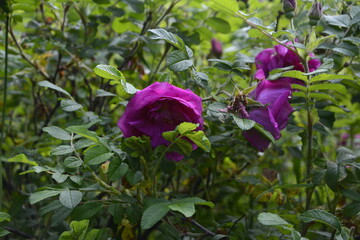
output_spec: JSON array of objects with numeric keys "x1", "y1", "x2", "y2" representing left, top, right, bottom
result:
[
  {"x1": 308, "y1": 1, "x2": 322, "y2": 26},
  {"x1": 211, "y1": 38, "x2": 222, "y2": 59},
  {"x1": 283, "y1": 0, "x2": 297, "y2": 19}
]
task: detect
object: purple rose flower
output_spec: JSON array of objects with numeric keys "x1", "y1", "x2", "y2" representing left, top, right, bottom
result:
[
  {"x1": 118, "y1": 82, "x2": 204, "y2": 161},
  {"x1": 243, "y1": 79, "x2": 294, "y2": 151},
  {"x1": 211, "y1": 38, "x2": 223, "y2": 59},
  {"x1": 255, "y1": 43, "x2": 321, "y2": 86}
]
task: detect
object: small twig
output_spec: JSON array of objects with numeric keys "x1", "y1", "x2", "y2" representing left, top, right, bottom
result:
[
  {"x1": 228, "y1": 215, "x2": 245, "y2": 236},
  {"x1": 9, "y1": 25, "x2": 50, "y2": 80},
  {"x1": 3, "y1": 226, "x2": 34, "y2": 239},
  {"x1": 185, "y1": 218, "x2": 217, "y2": 236}
]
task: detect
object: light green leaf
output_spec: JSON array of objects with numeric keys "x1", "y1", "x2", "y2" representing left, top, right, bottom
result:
[
  {"x1": 38, "y1": 80, "x2": 71, "y2": 97},
  {"x1": 29, "y1": 190, "x2": 61, "y2": 205},
  {"x1": 207, "y1": 0, "x2": 239, "y2": 14},
  {"x1": 162, "y1": 131, "x2": 178, "y2": 142},
  {"x1": 93, "y1": 65, "x2": 125, "y2": 80},
  {"x1": 232, "y1": 115, "x2": 256, "y2": 130},
  {"x1": 177, "y1": 122, "x2": 198, "y2": 135},
  {"x1": 148, "y1": 29, "x2": 185, "y2": 50},
  {"x1": 184, "y1": 131, "x2": 211, "y2": 152},
  {"x1": 299, "y1": 209, "x2": 342, "y2": 232},
  {"x1": 258, "y1": 212, "x2": 292, "y2": 227},
  {"x1": 0, "y1": 212, "x2": 11, "y2": 222},
  {"x1": 96, "y1": 89, "x2": 116, "y2": 97},
  {"x1": 168, "y1": 197, "x2": 206, "y2": 218},
  {"x1": 8, "y1": 154, "x2": 38, "y2": 166},
  {"x1": 141, "y1": 202, "x2": 170, "y2": 230},
  {"x1": 281, "y1": 71, "x2": 307, "y2": 81},
  {"x1": 61, "y1": 99, "x2": 83, "y2": 112},
  {"x1": 166, "y1": 50, "x2": 193, "y2": 72},
  {"x1": 42, "y1": 126, "x2": 71, "y2": 140},
  {"x1": 310, "y1": 74, "x2": 353, "y2": 82},
  {"x1": 59, "y1": 190, "x2": 83, "y2": 209},
  {"x1": 307, "y1": 35, "x2": 336, "y2": 53},
  {"x1": 309, "y1": 83, "x2": 347, "y2": 94}
]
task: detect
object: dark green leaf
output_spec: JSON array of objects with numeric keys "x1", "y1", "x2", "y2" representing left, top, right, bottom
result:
[
  {"x1": 148, "y1": 29, "x2": 185, "y2": 50},
  {"x1": 52, "y1": 145, "x2": 74, "y2": 155},
  {"x1": 61, "y1": 99, "x2": 83, "y2": 112},
  {"x1": 141, "y1": 202, "x2": 170, "y2": 230},
  {"x1": 38, "y1": 80, "x2": 71, "y2": 97},
  {"x1": 42, "y1": 126, "x2": 71, "y2": 140},
  {"x1": 108, "y1": 158, "x2": 129, "y2": 181},
  {"x1": 59, "y1": 190, "x2": 83, "y2": 209},
  {"x1": 166, "y1": 50, "x2": 193, "y2": 72},
  {"x1": 64, "y1": 156, "x2": 83, "y2": 168},
  {"x1": 30, "y1": 190, "x2": 61, "y2": 205},
  {"x1": 299, "y1": 209, "x2": 342, "y2": 232},
  {"x1": 232, "y1": 115, "x2": 255, "y2": 130}
]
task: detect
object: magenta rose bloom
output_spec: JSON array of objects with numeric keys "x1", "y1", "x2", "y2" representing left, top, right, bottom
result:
[
  {"x1": 118, "y1": 82, "x2": 204, "y2": 161},
  {"x1": 243, "y1": 79, "x2": 294, "y2": 151},
  {"x1": 211, "y1": 38, "x2": 223, "y2": 59},
  {"x1": 254, "y1": 43, "x2": 321, "y2": 85}
]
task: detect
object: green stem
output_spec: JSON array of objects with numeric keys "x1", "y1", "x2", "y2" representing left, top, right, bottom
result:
[
  {"x1": 0, "y1": 14, "x2": 9, "y2": 210},
  {"x1": 301, "y1": 30, "x2": 315, "y2": 237}
]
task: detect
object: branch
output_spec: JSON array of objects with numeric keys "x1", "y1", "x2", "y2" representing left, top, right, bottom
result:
[{"x1": 185, "y1": 218, "x2": 217, "y2": 237}]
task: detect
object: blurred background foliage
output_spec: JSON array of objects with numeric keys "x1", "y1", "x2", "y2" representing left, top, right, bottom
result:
[{"x1": 1, "y1": 0, "x2": 360, "y2": 239}]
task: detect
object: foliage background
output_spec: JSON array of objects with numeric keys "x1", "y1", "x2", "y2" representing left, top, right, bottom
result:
[{"x1": 1, "y1": 0, "x2": 360, "y2": 239}]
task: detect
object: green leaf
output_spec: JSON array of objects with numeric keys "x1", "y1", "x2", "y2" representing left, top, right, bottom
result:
[
  {"x1": 281, "y1": 71, "x2": 307, "y2": 82},
  {"x1": 307, "y1": 35, "x2": 335, "y2": 53},
  {"x1": 168, "y1": 197, "x2": 206, "y2": 218},
  {"x1": 84, "y1": 145, "x2": 114, "y2": 165},
  {"x1": 343, "y1": 202, "x2": 360, "y2": 217},
  {"x1": 59, "y1": 190, "x2": 83, "y2": 209},
  {"x1": 66, "y1": 126, "x2": 99, "y2": 143},
  {"x1": 177, "y1": 122, "x2": 198, "y2": 135},
  {"x1": 71, "y1": 202, "x2": 103, "y2": 220},
  {"x1": 254, "y1": 124, "x2": 275, "y2": 143},
  {"x1": 207, "y1": 0, "x2": 239, "y2": 14},
  {"x1": 332, "y1": 42, "x2": 359, "y2": 57},
  {"x1": 141, "y1": 202, "x2": 170, "y2": 230},
  {"x1": 341, "y1": 189, "x2": 360, "y2": 201},
  {"x1": 108, "y1": 158, "x2": 129, "y2": 181},
  {"x1": 52, "y1": 145, "x2": 74, "y2": 155},
  {"x1": 70, "y1": 219, "x2": 89, "y2": 239},
  {"x1": 52, "y1": 172, "x2": 69, "y2": 183},
  {"x1": 0, "y1": 212, "x2": 11, "y2": 222},
  {"x1": 166, "y1": 50, "x2": 193, "y2": 72},
  {"x1": 232, "y1": 115, "x2": 256, "y2": 130},
  {"x1": 205, "y1": 17, "x2": 231, "y2": 34},
  {"x1": 162, "y1": 131, "x2": 178, "y2": 142},
  {"x1": 184, "y1": 131, "x2": 211, "y2": 152},
  {"x1": 30, "y1": 190, "x2": 61, "y2": 205},
  {"x1": 61, "y1": 99, "x2": 83, "y2": 112},
  {"x1": 148, "y1": 29, "x2": 185, "y2": 50},
  {"x1": 309, "y1": 83, "x2": 347, "y2": 94},
  {"x1": 96, "y1": 89, "x2": 116, "y2": 97},
  {"x1": 108, "y1": 204, "x2": 124, "y2": 224},
  {"x1": 258, "y1": 212, "x2": 292, "y2": 227},
  {"x1": 8, "y1": 154, "x2": 38, "y2": 166},
  {"x1": 299, "y1": 209, "x2": 342, "y2": 232},
  {"x1": 38, "y1": 80, "x2": 71, "y2": 97},
  {"x1": 93, "y1": 64, "x2": 125, "y2": 80},
  {"x1": 324, "y1": 15, "x2": 350, "y2": 28},
  {"x1": 43, "y1": 126, "x2": 71, "y2": 140},
  {"x1": 64, "y1": 156, "x2": 83, "y2": 168},
  {"x1": 309, "y1": 93, "x2": 335, "y2": 102},
  {"x1": 172, "y1": 138, "x2": 193, "y2": 156},
  {"x1": 311, "y1": 74, "x2": 353, "y2": 82},
  {"x1": 0, "y1": 229, "x2": 10, "y2": 237}
]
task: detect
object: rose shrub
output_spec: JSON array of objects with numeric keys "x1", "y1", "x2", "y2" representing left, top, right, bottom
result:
[
  {"x1": 118, "y1": 82, "x2": 204, "y2": 160},
  {"x1": 254, "y1": 43, "x2": 321, "y2": 85},
  {"x1": 243, "y1": 79, "x2": 294, "y2": 151}
]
